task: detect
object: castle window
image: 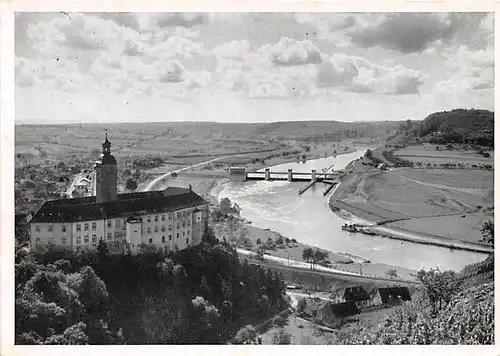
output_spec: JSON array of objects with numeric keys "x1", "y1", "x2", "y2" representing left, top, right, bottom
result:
[
  {"x1": 48, "y1": 225, "x2": 53, "y2": 232},
  {"x1": 48, "y1": 238, "x2": 53, "y2": 244},
  {"x1": 183, "y1": 231, "x2": 185, "y2": 237},
  {"x1": 147, "y1": 227, "x2": 151, "y2": 234},
  {"x1": 76, "y1": 224, "x2": 81, "y2": 231},
  {"x1": 107, "y1": 220, "x2": 112, "y2": 228},
  {"x1": 116, "y1": 220, "x2": 120, "y2": 228},
  {"x1": 169, "y1": 235, "x2": 172, "y2": 240},
  {"x1": 162, "y1": 236, "x2": 165, "y2": 243},
  {"x1": 76, "y1": 237, "x2": 81, "y2": 244},
  {"x1": 62, "y1": 225, "x2": 67, "y2": 232},
  {"x1": 155, "y1": 216, "x2": 158, "y2": 222},
  {"x1": 147, "y1": 216, "x2": 151, "y2": 223},
  {"x1": 35, "y1": 226, "x2": 40, "y2": 233},
  {"x1": 84, "y1": 236, "x2": 89, "y2": 244},
  {"x1": 62, "y1": 237, "x2": 66, "y2": 244},
  {"x1": 177, "y1": 223, "x2": 180, "y2": 230},
  {"x1": 107, "y1": 233, "x2": 112, "y2": 241},
  {"x1": 115, "y1": 242, "x2": 119, "y2": 248},
  {"x1": 84, "y1": 223, "x2": 88, "y2": 231},
  {"x1": 114, "y1": 232, "x2": 118, "y2": 239},
  {"x1": 177, "y1": 233, "x2": 179, "y2": 239},
  {"x1": 92, "y1": 222, "x2": 97, "y2": 230},
  {"x1": 149, "y1": 238, "x2": 152, "y2": 244},
  {"x1": 161, "y1": 226, "x2": 165, "y2": 232},
  {"x1": 155, "y1": 226, "x2": 158, "y2": 233},
  {"x1": 161, "y1": 215, "x2": 166, "y2": 221},
  {"x1": 168, "y1": 225, "x2": 172, "y2": 231},
  {"x1": 168, "y1": 213, "x2": 173, "y2": 220},
  {"x1": 92, "y1": 235, "x2": 97, "y2": 243},
  {"x1": 177, "y1": 212, "x2": 181, "y2": 219},
  {"x1": 187, "y1": 230, "x2": 190, "y2": 235},
  {"x1": 186, "y1": 238, "x2": 189, "y2": 245},
  {"x1": 36, "y1": 238, "x2": 40, "y2": 244},
  {"x1": 182, "y1": 222, "x2": 186, "y2": 228}
]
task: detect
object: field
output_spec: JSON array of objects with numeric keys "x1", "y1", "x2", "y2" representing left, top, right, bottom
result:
[
  {"x1": 393, "y1": 144, "x2": 494, "y2": 167},
  {"x1": 332, "y1": 164, "x2": 494, "y2": 245},
  {"x1": 387, "y1": 212, "x2": 493, "y2": 243}
]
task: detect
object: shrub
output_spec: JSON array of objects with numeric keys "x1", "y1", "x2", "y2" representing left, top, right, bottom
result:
[{"x1": 272, "y1": 328, "x2": 291, "y2": 345}]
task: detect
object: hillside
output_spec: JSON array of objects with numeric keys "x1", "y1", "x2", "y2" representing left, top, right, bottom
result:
[
  {"x1": 388, "y1": 109, "x2": 494, "y2": 146},
  {"x1": 337, "y1": 255, "x2": 494, "y2": 345}
]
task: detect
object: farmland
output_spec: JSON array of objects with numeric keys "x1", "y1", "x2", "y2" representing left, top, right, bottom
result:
[
  {"x1": 331, "y1": 143, "x2": 494, "y2": 247},
  {"x1": 392, "y1": 144, "x2": 494, "y2": 167}
]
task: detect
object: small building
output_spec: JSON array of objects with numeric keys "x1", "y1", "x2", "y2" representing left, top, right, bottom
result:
[
  {"x1": 229, "y1": 167, "x2": 246, "y2": 182},
  {"x1": 301, "y1": 298, "x2": 359, "y2": 328}
]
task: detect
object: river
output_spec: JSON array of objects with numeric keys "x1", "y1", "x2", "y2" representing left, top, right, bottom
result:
[{"x1": 217, "y1": 148, "x2": 488, "y2": 272}]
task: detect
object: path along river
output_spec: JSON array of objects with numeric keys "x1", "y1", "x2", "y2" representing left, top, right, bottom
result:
[{"x1": 217, "y1": 148, "x2": 488, "y2": 272}]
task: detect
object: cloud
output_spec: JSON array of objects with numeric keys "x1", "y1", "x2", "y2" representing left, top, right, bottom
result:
[
  {"x1": 214, "y1": 40, "x2": 251, "y2": 61},
  {"x1": 316, "y1": 54, "x2": 426, "y2": 95},
  {"x1": 123, "y1": 40, "x2": 144, "y2": 56},
  {"x1": 346, "y1": 13, "x2": 491, "y2": 53},
  {"x1": 263, "y1": 37, "x2": 323, "y2": 66},
  {"x1": 155, "y1": 13, "x2": 207, "y2": 28},
  {"x1": 92, "y1": 13, "x2": 141, "y2": 32},
  {"x1": 317, "y1": 56, "x2": 358, "y2": 87},
  {"x1": 435, "y1": 46, "x2": 494, "y2": 93},
  {"x1": 157, "y1": 60, "x2": 185, "y2": 83},
  {"x1": 56, "y1": 15, "x2": 109, "y2": 51}
]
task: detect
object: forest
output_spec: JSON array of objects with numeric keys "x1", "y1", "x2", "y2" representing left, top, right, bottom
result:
[{"x1": 15, "y1": 225, "x2": 289, "y2": 344}]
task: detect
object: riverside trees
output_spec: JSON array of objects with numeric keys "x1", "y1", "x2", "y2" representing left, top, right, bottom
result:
[{"x1": 302, "y1": 247, "x2": 329, "y2": 269}]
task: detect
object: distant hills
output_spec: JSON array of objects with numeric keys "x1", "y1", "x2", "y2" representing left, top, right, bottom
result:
[{"x1": 249, "y1": 120, "x2": 404, "y2": 142}]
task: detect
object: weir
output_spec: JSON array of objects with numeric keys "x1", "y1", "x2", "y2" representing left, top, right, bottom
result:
[
  {"x1": 323, "y1": 182, "x2": 337, "y2": 196},
  {"x1": 245, "y1": 169, "x2": 338, "y2": 182}
]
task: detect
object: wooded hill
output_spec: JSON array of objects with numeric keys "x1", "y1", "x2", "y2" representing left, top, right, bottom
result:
[{"x1": 389, "y1": 109, "x2": 494, "y2": 146}]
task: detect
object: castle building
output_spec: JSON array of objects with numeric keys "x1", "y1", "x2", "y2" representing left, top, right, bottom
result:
[{"x1": 29, "y1": 134, "x2": 209, "y2": 254}]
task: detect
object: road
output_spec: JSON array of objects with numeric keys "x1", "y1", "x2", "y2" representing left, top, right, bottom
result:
[
  {"x1": 142, "y1": 156, "x2": 232, "y2": 192},
  {"x1": 237, "y1": 248, "x2": 421, "y2": 286}
]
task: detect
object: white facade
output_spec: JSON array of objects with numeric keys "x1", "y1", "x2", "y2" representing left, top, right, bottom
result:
[{"x1": 30, "y1": 204, "x2": 208, "y2": 254}]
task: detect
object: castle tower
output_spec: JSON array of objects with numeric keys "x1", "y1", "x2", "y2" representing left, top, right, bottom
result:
[{"x1": 95, "y1": 132, "x2": 117, "y2": 203}]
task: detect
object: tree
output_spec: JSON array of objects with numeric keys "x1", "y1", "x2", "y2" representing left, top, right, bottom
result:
[
  {"x1": 234, "y1": 325, "x2": 257, "y2": 344},
  {"x1": 302, "y1": 248, "x2": 314, "y2": 268},
  {"x1": 125, "y1": 179, "x2": 138, "y2": 191},
  {"x1": 386, "y1": 269, "x2": 398, "y2": 278},
  {"x1": 479, "y1": 220, "x2": 494, "y2": 246},
  {"x1": 296, "y1": 297, "x2": 307, "y2": 315},
  {"x1": 312, "y1": 249, "x2": 327, "y2": 265},
  {"x1": 272, "y1": 328, "x2": 291, "y2": 344},
  {"x1": 417, "y1": 268, "x2": 457, "y2": 314}
]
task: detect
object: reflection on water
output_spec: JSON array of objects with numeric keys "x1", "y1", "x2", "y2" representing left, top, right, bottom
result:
[{"x1": 218, "y1": 148, "x2": 488, "y2": 271}]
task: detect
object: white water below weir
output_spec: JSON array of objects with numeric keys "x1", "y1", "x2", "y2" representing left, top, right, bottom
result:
[{"x1": 218, "y1": 148, "x2": 488, "y2": 272}]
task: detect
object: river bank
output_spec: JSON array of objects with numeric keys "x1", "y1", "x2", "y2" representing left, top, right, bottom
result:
[
  {"x1": 328, "y1": 153, "x2": 494, "y2": 254},
  {"x1": 208, "y1": 178, "x2": 419, "y2": 282}
]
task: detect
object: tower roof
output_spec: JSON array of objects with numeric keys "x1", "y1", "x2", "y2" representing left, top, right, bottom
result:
[
  {"x1": 102, "y1": 131, "x2": 111, "y2": 149},
  {"x1": 100, "y1": 131, "x2": 116, "y2": 164}
]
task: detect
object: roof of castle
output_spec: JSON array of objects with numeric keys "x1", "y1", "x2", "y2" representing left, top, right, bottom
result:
[{"x1": 30, "y1": 187, "x2": 207, "y2": 223}]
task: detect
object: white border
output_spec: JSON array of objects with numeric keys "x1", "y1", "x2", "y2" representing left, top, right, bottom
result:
[{"x1": 1, "y1": 1, "x2": 499, "y2": 356}]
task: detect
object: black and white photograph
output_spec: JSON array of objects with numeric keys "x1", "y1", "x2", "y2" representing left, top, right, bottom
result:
[{"x1": 13, "y1": 10, "x2": 494, "y2": 346}]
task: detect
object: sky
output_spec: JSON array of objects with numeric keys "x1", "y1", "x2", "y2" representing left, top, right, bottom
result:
[{"x1": 15, "y1": 12, "x2": 494, "y2": 124}]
